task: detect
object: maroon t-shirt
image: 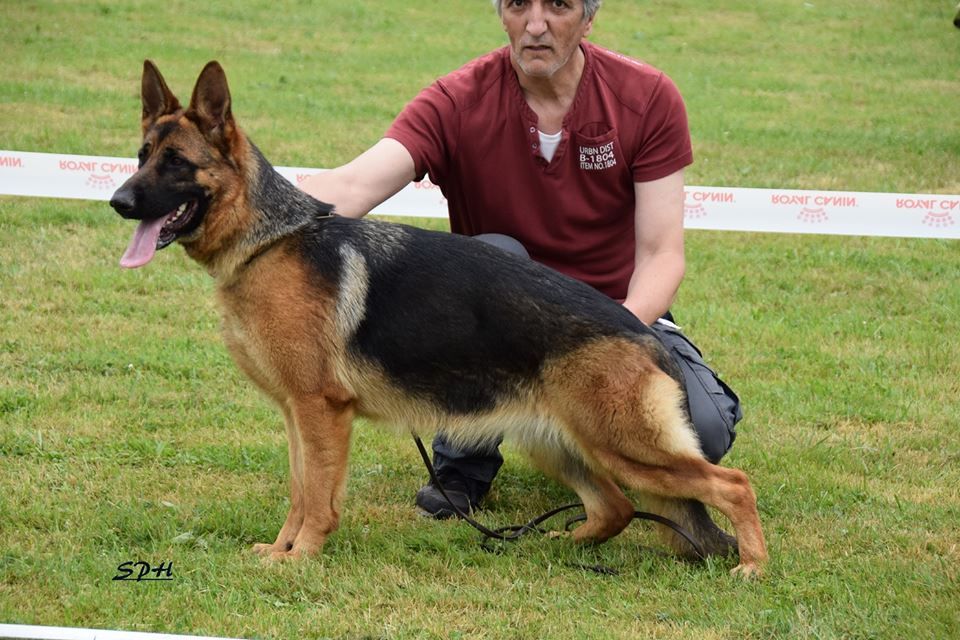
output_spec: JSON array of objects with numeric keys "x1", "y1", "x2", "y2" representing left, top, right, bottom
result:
[{"x1": 386, "y1": 41, "x2": 693, "y2": 300}]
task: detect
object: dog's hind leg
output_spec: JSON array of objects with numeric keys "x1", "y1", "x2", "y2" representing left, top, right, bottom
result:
[
  {"x1": 636, "y1": 495, "x2": 738, "y2": 559},
  {"x1": 614, "y1": 371, "x2": 764, "y2": 575},
  {"x1": 265, "y1": 393, "x2": 354, "y2": 561},
  {"x1": 524, "y1": 441, "x2": 634, "y2": 543},
  {"x1": 548, "y1": 342, "x2": 766, "y2": 577},
  {"x1": 603, "y1": 453, "x2": 766, "y2": 578}
]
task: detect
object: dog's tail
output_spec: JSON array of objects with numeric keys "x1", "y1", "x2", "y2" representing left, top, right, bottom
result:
[{"x1": 639, "y1": 494, "x2": 738, "y2": 559}]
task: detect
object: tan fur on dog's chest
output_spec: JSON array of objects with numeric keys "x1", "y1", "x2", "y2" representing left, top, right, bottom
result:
[{"x1": 216, "y1": 247, "x2": 349, "y2": 404}]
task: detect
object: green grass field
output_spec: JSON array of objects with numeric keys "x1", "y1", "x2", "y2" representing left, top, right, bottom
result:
[{"x1": 2, "y1": 2, "x2": 959, "y2": 639}]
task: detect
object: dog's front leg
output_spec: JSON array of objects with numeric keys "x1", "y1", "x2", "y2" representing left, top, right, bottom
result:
[
  {"x1": 251, "y1": 404, "x2": 304, "y2": 557},
  {"x1": 266, "y1": 393, "x2": 354, "y2": 561}
]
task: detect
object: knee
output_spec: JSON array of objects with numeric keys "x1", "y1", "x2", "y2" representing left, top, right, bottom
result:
[
  {"x1": 694, "y1": 413, "x2": 735, "y2": 464},
  {"x1": 649, "y1": 323, "x2": 742, "y2": 465},
  {"x1": 473, "y1": 233, "x2": 530, "y2": 259}
]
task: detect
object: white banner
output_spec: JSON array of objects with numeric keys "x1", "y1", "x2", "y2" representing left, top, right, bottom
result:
[
  {"x1": 1, "y1": 150, "x2": 957, "y2": 239},
  {"x1": 0, "y1": 624, "x2": 241, "y2": 640}
]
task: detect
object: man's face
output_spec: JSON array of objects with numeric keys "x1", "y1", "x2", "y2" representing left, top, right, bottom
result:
[{"x1": 501, "y1": 0, "x2": 594, "y2": 79}]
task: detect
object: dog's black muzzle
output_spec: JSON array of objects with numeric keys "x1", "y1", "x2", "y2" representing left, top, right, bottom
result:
[{"x1": 110, "y1": 184, "x2": 141, "y2": 220}]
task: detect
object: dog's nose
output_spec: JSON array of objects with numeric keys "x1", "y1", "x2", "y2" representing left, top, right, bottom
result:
[{"x1": 110, "y1": 188, "x2": 137, "y2": 217}]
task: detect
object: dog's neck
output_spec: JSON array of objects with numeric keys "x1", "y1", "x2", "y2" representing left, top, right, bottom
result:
[
  {"x1": 247, "y1": 143, "x2": 334, "y2": 246},
  {"x1": 197, "y1": 140, "x2": 334, "y2": 281}
]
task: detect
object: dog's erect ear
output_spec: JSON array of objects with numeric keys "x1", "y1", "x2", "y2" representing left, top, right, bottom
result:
[
  {"x1": 187, "y1": 61, "x2": 237, "y2": 149},
  {"x1": 141, "y1": 60, "x2": 181, "y2": 134}
]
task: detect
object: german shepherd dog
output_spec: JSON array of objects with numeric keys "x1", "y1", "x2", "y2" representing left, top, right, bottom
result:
[{"x1": 110, "y1": 61, "x2": 767, "y2": 578}]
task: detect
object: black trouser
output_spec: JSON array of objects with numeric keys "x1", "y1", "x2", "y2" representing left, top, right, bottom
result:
[{"x1": 430, "y1": 234, "x2": 742, "y2": 485}]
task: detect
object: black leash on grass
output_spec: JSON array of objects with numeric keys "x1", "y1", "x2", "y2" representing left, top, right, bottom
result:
[{"x1": 412, "y1": 435, "x2": 706, "y2": 568}]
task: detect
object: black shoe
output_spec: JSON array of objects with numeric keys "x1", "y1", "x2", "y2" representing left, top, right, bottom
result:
[{"x1": 415, "y1": 473, "x2": 490, "y2": 520}]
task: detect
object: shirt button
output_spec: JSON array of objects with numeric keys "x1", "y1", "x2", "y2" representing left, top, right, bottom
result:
[
  {"x1": 532, "y1": 143, "x2": 538, "y2": 149},
  {"x1": 529, "y1": 126, "x2": 536, "y2": 133}
]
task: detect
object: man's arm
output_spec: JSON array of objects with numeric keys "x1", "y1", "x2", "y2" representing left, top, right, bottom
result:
[
  {"x1": 299, "y1": 138, "x2": 416, "y2": 219},
  {"x1": 622, "y1": 169, "x2": 686, "y2": 325}
]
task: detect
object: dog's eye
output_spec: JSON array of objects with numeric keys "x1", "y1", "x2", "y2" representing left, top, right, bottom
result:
[
  {"x1": 165, "y1": 153, "x2": 193, "y2": 171},
  {"x1": 137, "y1": 145, "x2": 150, "y2": 168}
]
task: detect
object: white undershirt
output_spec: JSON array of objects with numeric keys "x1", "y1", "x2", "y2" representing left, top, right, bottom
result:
[{"x1": 538, "y1": 129, "x2": 563, "y2": 163}]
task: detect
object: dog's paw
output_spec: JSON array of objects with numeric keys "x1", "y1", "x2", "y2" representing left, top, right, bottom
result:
[
  {"x1": 251, "y1": 541, "x2": 295, "y2": 557},
  {"x1": 260, "y1": 540, "x2": 322, "y2": 563},
  {"x1": 263, "y1": 550, "x2": 298, "y2": 563},
  {"x1": 729, "y1": 562, "x2": 763, "y2": 580}
]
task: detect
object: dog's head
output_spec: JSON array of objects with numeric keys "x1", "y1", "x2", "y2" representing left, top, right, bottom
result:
[{"x1": 110, "y1": 60, "x2": 244, "y2": 268}]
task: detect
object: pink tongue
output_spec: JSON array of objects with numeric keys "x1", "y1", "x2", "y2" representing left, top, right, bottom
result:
[{"x1": 119, "y1": 215, "x2": 169, "y2": 269}]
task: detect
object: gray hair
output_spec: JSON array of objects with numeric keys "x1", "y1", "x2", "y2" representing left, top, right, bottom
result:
[{"x1": 491, "y1": 0, "x2": 602, "y2": 21}]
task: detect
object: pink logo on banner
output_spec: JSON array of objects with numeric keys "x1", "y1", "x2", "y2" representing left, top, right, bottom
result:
[
  {"x1": 86, "y1": 174, "x2": 116, "y2": 190},
  {"x1": 59, "y1": 158, "x2": 136, "y2": 192},
  {"x1": 896, "y1": 198, "x2": 958, "y2": 229},
  {"x1": 684, "y1": 200, "x2": 707, "y2": 219},
  {"x1": 771, "y1": 193, "x2": 857, "y2": 224},
  {"x1": 921, "y1": 211, "x2": 955, "y2": 228},
  {"x1": 414, "y1": 177, "x2": 447, "y2": 206},
  {"x1": 798, "y1": 207, "x2": 828, "y2": 224},
  {"x1": 0, "y1": 155, "x2": 23, "y2": 168},
  {"x1": 684, "y1": 190, "x2": 734, "y2": 219}
]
